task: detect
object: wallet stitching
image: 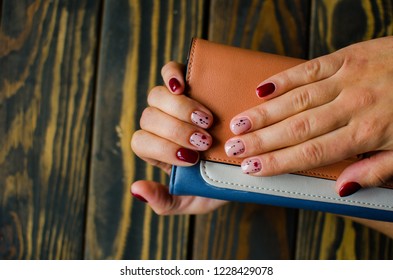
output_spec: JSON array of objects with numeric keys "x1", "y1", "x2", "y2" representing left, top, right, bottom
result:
[
  {"x1": 201, "y1": 162, "x2": 393, "y2": 210},
  {"x1": 186, "y1": 38, "x2": 197, "y2": 85}
]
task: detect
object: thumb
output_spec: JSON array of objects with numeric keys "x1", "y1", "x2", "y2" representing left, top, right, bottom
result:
[
  {"x1": 336, "y1": 151, "x2": 393, "y2": 197},
  {"x1": 130, "y1": 180, "x2": 226, "y2": 215}
]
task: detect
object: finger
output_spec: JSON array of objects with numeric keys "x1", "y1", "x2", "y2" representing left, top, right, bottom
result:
[
  {"x1": 130, "y1": 180, "x2": 227, "y2": 215},
  {"x1": 148, "y1": 86, "x2": 213, "y2": 129},
  {"x1": 230, "y1": 78, "x2": 341, "y2": 135},
  {"x1": 255, "y1": 54, "x2": 344, "y2": 100},
  {"x1": 161, "y1": 61, "x2": 186, "y2": 94},
  {"x1": 240, "y1": 126, "x2": 360, "y2": 176},
  {"x1": 131, "y1": 130, "x2": 199, "y2": 165},
  {"x1": 335, "y1": 151, "x2": 393, "y2": 197},
  {"x1": 226, "y1": 100, "x2": 349, "y2": 157},
  {"x1": 140, "y1": 107, "x2": 212, "y2": 151}
]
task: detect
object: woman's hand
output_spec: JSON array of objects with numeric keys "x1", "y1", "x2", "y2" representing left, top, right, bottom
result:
[
  {"x1": 226, "y1": 36, "x2": 393, "y2": 197},
  {"x1": 131, "y1": 62, "x2": 227, "y2": 214}
]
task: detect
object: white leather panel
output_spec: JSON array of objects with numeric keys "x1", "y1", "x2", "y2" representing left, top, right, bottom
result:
[{"x1": 200, "y1": 160, "x2": 393, "y2": 211}]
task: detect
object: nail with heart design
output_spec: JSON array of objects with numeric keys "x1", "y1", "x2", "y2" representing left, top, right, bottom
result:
[
  {"x1": 190, "y1": 132, "x2": 211, "y2": 150},
  {"x1": 241, "y1": 158, "x2": 262, "y2": 174}
]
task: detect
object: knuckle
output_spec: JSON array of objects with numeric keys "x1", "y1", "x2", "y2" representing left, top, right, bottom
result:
[
  {"x1": 304, "y1": 59, "x2": 321, "y2": 82},
  {"x1": 260, "y1": 154, "x2": 280, "y2": 176},
  {"x1": 287, "y1": 117, "x2": 311, "y2": 142},
  {"x1": 292, "y1": 88, "x2": 313, "y2": 111},
  {"x1": 140, "y1": 107, "x2": 158, "y2": 130},
  {"x1": 254, "y1": 105, "x2": 268, "y2": 125},
  {"x1": 246, "y1": 133, "x2": 264, "y2": 154},
  {"x1": 354, "y1": 90, "x2": 376, "y2": 108},
  {"x1": 147, "y1": 86, "x2": 165, "y2": 106},
  {"x1": 131, "y1": 130, "x2": 144, "y2": 153},
  {"x1": 300, "y1": 142, "x2": 325, "y2": 165}
]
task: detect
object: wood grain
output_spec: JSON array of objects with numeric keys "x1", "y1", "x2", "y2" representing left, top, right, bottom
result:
[
  {"x1": 296, "y1": 0, "x2": 393, "y2": 260},
  {"x1": 0, "y1": 0, "x2": 101, "y2": 259},
  {"x1": 191, "y1": 0, "x2": 310, "y2": 260},
  {"x1": 84, "y1": 0, "x2": 207, "y2": 259}
]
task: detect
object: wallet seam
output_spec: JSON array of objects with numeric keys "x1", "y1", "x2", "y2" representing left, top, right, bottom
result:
[{"x1": 201, "y1": 161, "x2": 393, "y2": 210}]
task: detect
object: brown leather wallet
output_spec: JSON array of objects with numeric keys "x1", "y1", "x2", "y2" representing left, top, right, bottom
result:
[{"x1": 186, "y1": 38, "x2": 356, "y2": 180}]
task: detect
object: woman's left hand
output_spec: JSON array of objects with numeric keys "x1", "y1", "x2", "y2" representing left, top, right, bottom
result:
[{"x1": 225, "y1": 36, "x2": 393, "y2": 197}]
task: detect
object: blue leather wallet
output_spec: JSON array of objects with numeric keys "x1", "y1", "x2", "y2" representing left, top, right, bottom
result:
[{"x1": 169, "y1": 39, "x2": 393, "y2": 222}]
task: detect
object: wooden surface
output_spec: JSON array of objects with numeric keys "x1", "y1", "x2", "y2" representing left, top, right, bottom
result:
[
  {"x1": 1, "y1": 0, "x2": 393, "y2": 260},
  {"x1": 0, "y1": 0, "x2": 101, "y2": 259}
]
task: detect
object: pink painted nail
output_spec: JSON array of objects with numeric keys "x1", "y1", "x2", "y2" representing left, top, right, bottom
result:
[
  {"x1": 230, "y1": 117, "x2": 252, "y2": 135},
  {"x1": 241, "y1": 158, "x2": 262, "y2": 174},
  {"x1": 190, "y1": 132, "x2": 211, "y2": 150},
  {"x1": 225, "y1": 139, "x2": 245, "y2": 156},
  {"x1": 169, "y1": 78, "x2": 181, "y2": 92},
  {"x1": 191, "y1": 111, "x2": 211, "y2": 128},
  {"x1": 256, "y1": 82, "x2": 275, "y2": 98}
]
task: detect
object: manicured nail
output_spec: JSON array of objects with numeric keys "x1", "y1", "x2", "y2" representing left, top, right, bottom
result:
[
  {"x1": 191, "y1": 111, "x2": 211, "y2": 129},
  {"x1": 190, "y1": 132, "x2": 211, "y2": 150},
  {"x1": 241, "y1": 158, "x2": 262, "y2": 174},
  {"x1": 132, "y1": 193, "x2": 148, "y2": 203},
  {"x1": 230, "y1": 117, "x2": 252, "y2": 135},
  {"x1": 256, "y1": 82, "x2": 275, "y2": 98},
  {"x1": 176, "y1": 148, "x2": 199, "y2": 164},
  {"x1": 338, "y1": 182, "x2": 362, "y2": 197},
  {"x1": 169, "y1": 78, "x2": 181, "y2": 92},
  {"x1": 225, "y1": 139, "x2": 245, "y2": 156}
]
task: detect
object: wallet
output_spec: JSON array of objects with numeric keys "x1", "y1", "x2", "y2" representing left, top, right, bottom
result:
[{"x1": 169, "y1": 38, "x2": 393, "y2": 222}]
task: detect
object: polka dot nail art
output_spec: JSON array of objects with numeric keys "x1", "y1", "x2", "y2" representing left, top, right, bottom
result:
[
  {"x1": 231, "y1": 117, "x2": 251, "y2": 135},
  {"x1": 241, "y1": 158, "x2": 262, "y2": 174},
  {"x1": 190, "y1": 132, "x2": 211, "y2": 150},
  {"x1": 191, "y1": 111, "x2": 211, "y2": 129},
  {"x1": 225, "y1": 139, "x2": 245, "y2": 156}
]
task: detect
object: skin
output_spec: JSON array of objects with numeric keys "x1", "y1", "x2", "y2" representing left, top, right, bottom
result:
[{"x1": 131, "y1": 37, "x2": 393, "y2": 238}]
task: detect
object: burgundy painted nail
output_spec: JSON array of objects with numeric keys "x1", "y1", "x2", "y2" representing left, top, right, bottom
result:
[
  {"x1": 225, "y1": 139, "x2": 245, "y2": 156},
  {"x1": 132, "y1": 193, "x2": 148, "y2": 203},
  {"x1": 256, "y1": 82, "x2": 276, "y2": 98},
  {"x1": 241, "y1": 158, "x2": 262, "y2": 174},
  {"x1": 338, "y1": 182, "x2": 362, "y2": 197},
  {"x1": 169, "y1": 78, "x2": 181, "y2": 92},
  {"x1": 176, "y1": 148, "x2": 199, "y2": 164},
  {"x1": 230, "y1": 117, "x2": 252, "y2": 135}
]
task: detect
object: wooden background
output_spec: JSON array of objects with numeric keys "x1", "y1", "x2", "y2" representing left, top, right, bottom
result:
[{"x1": 1, "y1": 0, "x2": 393, "y2": 259}]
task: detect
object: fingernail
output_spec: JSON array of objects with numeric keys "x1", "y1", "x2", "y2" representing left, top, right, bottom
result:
[
  {"x1": 241, "y1": 158, "x2": 262, "y2": 174},
  {"x1": 256, "y1": 82, "x2": 275, "y2": 98},
  {"x1": 190, "y1": 132, "x2": 211, "y2": 150},
  {"x1": 176, "y1": 148, "x2": 199, "y2": 164},
  {"x1": 338, "y1": 182, "x2": 362, "y2": 197},
  {"x1": 230, "y1": 117, "x2": 252, "y2": 135},
  {"x1": 191, "y1": 111, "x2": 211, "y2": 129},
  {"x1": 225, "y1": 139, "x2": 245, "y2": 156},
  {"x1": 169, "y1": 78, "x2": 181, "y2": 93},
  {"x1": 132, "y1": 192, "x2": 148, "y2": 203}
]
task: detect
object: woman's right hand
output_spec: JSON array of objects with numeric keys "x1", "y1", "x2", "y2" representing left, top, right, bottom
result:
[{"x1": 131, "y1": 62, "x2": 228, "y2": 215}]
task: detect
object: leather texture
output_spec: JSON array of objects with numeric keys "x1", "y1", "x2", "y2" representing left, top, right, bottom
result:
[
  {"x1": 186, "y1": 38, "x2": 356, "y2": 180},
  {"x1": 170, "y1": 162, "x2": 393, "y2": 222}
]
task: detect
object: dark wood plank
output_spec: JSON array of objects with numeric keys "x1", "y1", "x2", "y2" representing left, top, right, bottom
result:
[
  {"x1": 0, "y1": 0, "x2": 101, "y2": 259},
  {"x1": 85, "y1": 0, "x2": 208, "y2": 259},
  {"x1": 296, "y1": 0, "x2": 393, "y2": 259},
  {"x1": 192, "y1": 0, "x2": 311, "y2": 259}
]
